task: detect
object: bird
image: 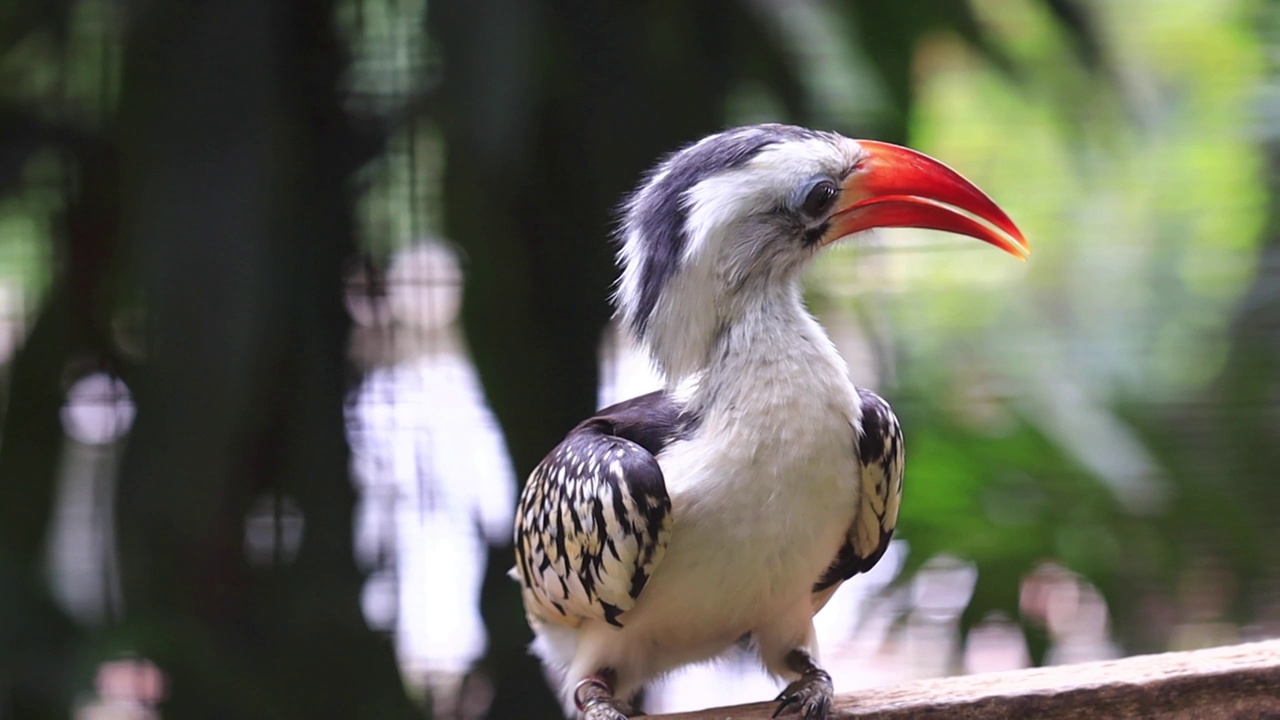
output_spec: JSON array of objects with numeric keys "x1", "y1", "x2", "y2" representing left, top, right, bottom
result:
[{"x1": 512, "y1": 123, "x2": 1028, "y2": 720}]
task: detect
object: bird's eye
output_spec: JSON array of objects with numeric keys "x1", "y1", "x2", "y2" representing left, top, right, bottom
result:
[{"x1": 801, "y1": 180, "x2": 839, "y2": 217}]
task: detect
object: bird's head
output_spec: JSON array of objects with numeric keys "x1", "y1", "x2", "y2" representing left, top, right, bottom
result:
[{"x1": 615, "y1": 124, "x2": 1028, "y2": 379}]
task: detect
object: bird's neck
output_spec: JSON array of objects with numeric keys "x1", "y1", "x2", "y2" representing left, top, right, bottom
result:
[{"x1": 663, "y1": 280, "x2": 850, "y2": 413}]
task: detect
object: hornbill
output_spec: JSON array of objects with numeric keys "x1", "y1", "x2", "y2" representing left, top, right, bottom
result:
[{"x1": 512, "y1": 124, "x2": 1028, "y2": 720}]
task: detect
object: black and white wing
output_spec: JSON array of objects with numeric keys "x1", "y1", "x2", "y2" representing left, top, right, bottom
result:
[
  {"x1": 513, "y1": 391, "x2": 685, "y2": 629},
  {"x1": 813, "y1": 387, "x2": 905, "y2": 605}
]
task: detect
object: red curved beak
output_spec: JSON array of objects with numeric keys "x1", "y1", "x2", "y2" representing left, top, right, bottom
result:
[{"x1": 823, "y1": 140, "x2": 1030, "y2": 260}]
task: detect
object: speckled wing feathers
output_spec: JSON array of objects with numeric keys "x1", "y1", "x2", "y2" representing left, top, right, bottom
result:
[
  {"x1": 813, "y1": 387, "x2": 904, "y2": 594},
  {"x1": 513, "y1": 392, "x2": 682, "y2": 629}
]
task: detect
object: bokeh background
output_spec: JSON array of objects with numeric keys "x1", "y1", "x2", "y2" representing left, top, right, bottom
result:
[{"x1": 1, "y1": 0, "x2": 1278, "y2": 718}]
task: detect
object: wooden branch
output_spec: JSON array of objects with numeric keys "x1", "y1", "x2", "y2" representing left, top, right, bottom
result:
[{"x1": 652, "y1": 640, "x2": 1280, "y2": 719}]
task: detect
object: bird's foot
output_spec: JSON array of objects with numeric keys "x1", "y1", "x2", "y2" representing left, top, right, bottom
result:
[
  {"x1": 582, "y1": 703, "x2": 629, "y2": 720},
  {"x1": 575, "y1": 674, "x2": 630, "y2": 720},
  {"x1": 772, "y1": 652, "x2": 832, "y2": 720}
]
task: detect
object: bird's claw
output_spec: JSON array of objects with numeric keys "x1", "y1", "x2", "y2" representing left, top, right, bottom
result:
[
  {"x1": 582, "y1": 702, "x2": 629, "y2": 720},
  {"x1": 772, "y1": 670, "x2": 833, "y2": 720},
  {"x1": 576, "y1": 674, "x2": 631, "y2": 720}
]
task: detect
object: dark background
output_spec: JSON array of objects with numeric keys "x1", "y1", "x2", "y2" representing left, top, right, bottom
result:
[{"x1": 1, "y1": 1, "x2": 1277, "y2": 718}]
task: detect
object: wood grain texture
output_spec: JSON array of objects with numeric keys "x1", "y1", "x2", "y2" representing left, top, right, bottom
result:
[{"x1": 652, "y1": 640, "x2": 1280, "y2": 719}]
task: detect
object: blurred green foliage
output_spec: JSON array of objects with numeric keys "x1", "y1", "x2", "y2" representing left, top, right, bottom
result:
[{"x1": 808, "y1": 0, "x2": 1280, "y2": 671}]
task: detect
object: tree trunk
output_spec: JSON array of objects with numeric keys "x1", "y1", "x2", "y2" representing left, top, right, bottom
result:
[{"x1": 114, "y1": 2, "x2": 421, "y2": 717}]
